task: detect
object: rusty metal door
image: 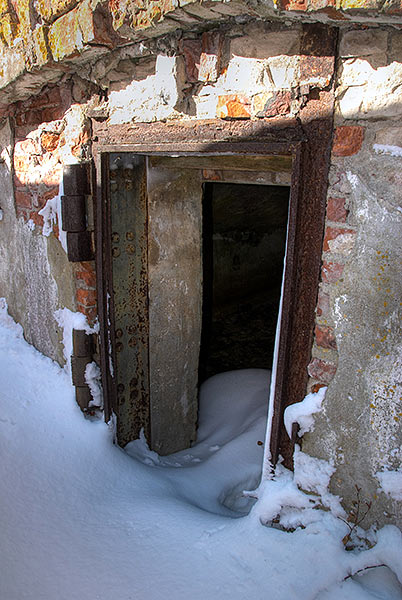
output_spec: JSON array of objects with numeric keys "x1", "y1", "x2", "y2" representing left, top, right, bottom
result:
[
  {"x1": 104, "y1": 154, "x2": 201, "y2": 454},
  {"x1": 107, "y1": 153, "x2": 150, "y2": 447}
]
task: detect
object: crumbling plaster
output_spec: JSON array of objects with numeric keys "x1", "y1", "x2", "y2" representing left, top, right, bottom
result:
[{"x1": 0, "y1": 119, "x2": 76, "y2": 364}]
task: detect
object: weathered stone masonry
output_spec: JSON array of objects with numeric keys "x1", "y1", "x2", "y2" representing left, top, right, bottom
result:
[{"x1": 0, "y1": 0, "x2": 401, "y2": 530}]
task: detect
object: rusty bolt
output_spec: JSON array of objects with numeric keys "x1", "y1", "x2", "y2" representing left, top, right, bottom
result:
[
  {"x1": 116, "y1": 342, "x2": 123, "y2": 352},
  {"x1": 112, "y1": 247, "x2": 121, "y2": 258},
  {"x1": 126, "y1": 231, "x2": 134, "y2": 241},
  {"x1": 117, "y1": 383, "x2": 125, "y2": 393},
  {"x1": 112, "y1": 232, "x2": 120, "y2": 243},
  {"x1": 126, "y1": 244, "x2": 135, "y2": 254},
  {"x1": 115, "y1": 328, "x2": 123, "y2": 338}
]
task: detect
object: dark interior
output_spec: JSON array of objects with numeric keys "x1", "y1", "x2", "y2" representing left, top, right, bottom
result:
[{"x1": 199, "y1": 182, "x2": 290, "y2": 382}]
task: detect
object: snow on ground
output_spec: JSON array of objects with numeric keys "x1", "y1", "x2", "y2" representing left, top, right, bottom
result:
[{"x1": 0, "y1": 302, "x2": 401, "y2": 600}]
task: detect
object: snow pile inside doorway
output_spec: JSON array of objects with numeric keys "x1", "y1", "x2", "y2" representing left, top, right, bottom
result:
[
  {"x1": 0, "y1": 301, "x2": 402, "y2": 600},
  {"x1": 125, "y1": 369, "x2": 269, "y2": 516}
]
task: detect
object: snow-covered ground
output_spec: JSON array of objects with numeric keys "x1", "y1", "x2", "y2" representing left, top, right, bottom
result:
[{"x1": 0, "y1": 302, "x2": 401, "y2": 600}]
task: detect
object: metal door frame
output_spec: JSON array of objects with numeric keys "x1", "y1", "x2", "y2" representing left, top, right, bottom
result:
[{"x1": 92, "y1": 116, "x2": 334, "y2": 464}]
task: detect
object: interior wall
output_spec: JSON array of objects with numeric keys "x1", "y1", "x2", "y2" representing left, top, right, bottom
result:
[{"x1": 201, "y1": 182, "x2": 289, "y2": 379}]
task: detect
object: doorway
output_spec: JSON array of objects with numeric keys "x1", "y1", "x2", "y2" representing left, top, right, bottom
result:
[
  {"x1": 199, "y1": 182, "x2": 290, "y2": 382},
  {"x1": 94, "y1": 121, "x2": 332, "y2": 465}
]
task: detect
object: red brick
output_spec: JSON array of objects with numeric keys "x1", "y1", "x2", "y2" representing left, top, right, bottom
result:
[
  {"x1": 180, "y1": 38, "x2": 201, "y2": 82},
  {"x1": 47, "y1": 86, "x2": 63, "y2": 106},
  {"x1": 15, "y1": 110, "x2": 42, "y2": 127},
  {"x1": 308, "y1": 357, "x2": 337, "y2": 384},
  {"x1": 315, "y1": 324, "x2": 337, "y2": 350},
  {"x1": 29, "y1": 211, "x2": 44, "y2": 228},
  {"x1": 34, "y1": 187, "x2": 59, "y2": 210},
  {"x1": 14, "y1": 189, "x2": 32, "y2": 209},
  {"x1": 327, "y1": 197, "x2": 348, "y2": 223},
  {"x1": 316, "y1": 290, "x2": 330, "y2": 318},
  {"x1": 77, "y1": 304, "x2": 98, "y2": 325},
  {"x1": 41, "y1": 106, "x2": 65, "y2": 123},
  {"x1": 321, "y1": 261, "x2": 344, "y2": 283},
  {"x1": 323, "y1": 226, "x2": 354, "y2": 252},
  {"x1": 76, "y1": 288, "x2": 97, "y2": 307},
  {"x1": 217, "y1": 95, "x2": 251, "y2": 119},
  {"x1": 332, "y1": 126, "x2": 365, "y2": 157},
  {"x1": 257, "y1": 91, "x2": 292, "y2": 118},
  {"x1": 76, "y1": 269, "x2": 96, "y2": 288}
]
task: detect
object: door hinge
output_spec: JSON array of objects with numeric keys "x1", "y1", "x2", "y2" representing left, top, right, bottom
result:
[
  {"x1": 71, "y1": 328, "x2": 96, "y2": 412},
  {"x1": 61, "y1": 163, "x2": 93, "y2": 262}
]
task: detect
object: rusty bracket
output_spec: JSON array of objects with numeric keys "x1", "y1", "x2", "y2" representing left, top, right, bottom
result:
[{"x1": 62, "y1": 163, "x2": 93, "y2": 262}]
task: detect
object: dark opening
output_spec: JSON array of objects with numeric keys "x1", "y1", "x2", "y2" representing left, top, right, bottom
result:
[{"x1": 199, "y1": 182, "x2": 290, "y2": 382}]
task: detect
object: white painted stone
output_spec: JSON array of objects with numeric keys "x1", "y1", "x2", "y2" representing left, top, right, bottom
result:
[
  {"x1": 266, "y1": 55, "x2": 299, "y2": 90},
  {"x1": 194, "y1": 92, "x2": 218, "y2": 119},
  {"x1": 230, "y1": 27, "x2": 300, "y2": 59},
  {"x1": 108, "y1": 55, "x2": 184, "y2": 124},
  {"x1": 340, "y1": 29, "x2": 388, "y2": 58},
  {"x1": 221, "y1": 56, "x2": 268, "y2": 94},
  {"x1": 337, "y1": 59, "x2": 402, "y2": 120}
]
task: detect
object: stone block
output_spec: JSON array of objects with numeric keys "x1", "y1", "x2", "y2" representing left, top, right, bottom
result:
[
  {"x1": 0, "y1": 13, "x2": 19, "y2": 47},
  {"x1": 180, "y1": 38, "x2": 201, "y2": 82},
  {"x1": 266, "y1": 55, "x2": 300, "y2": 90},
  {"x1": 390, "y1": 31, "x2": 402, "y2": 62},
  {"x1": 208, "y1": 0, "x2": 256, "y2": 16},
  {"x1": 338, "y1": 60, "x2": 402, "y2": 120},
  {"x1": 48, "y1": 8, "x2": 81, "y2": 61},
  {"x1": 332, "y1": 126, "x2": 365, "y2": 157},
  {"x1": 36, "y1": 0, "x2": 78, "y2": 23},
  {"x1": 340, "y1": 29, "x2": 388, "y2": 57},
  {"x1": 374, "y1": 126, "x2": 402, "y2": 149},
  {"x1": 223, "y1": 56, "x2": 267, "y2": 94},
  {"x1": 231, "y1": 25, "x2": 300, "y2": 59},
  {"x1": 216, "y1": 94, "x2": 251, "y2": 119}
]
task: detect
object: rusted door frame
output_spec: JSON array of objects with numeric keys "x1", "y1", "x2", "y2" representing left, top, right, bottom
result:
[{"x1": 92, "y1": 115, "x2": 334, "y2": 464}]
